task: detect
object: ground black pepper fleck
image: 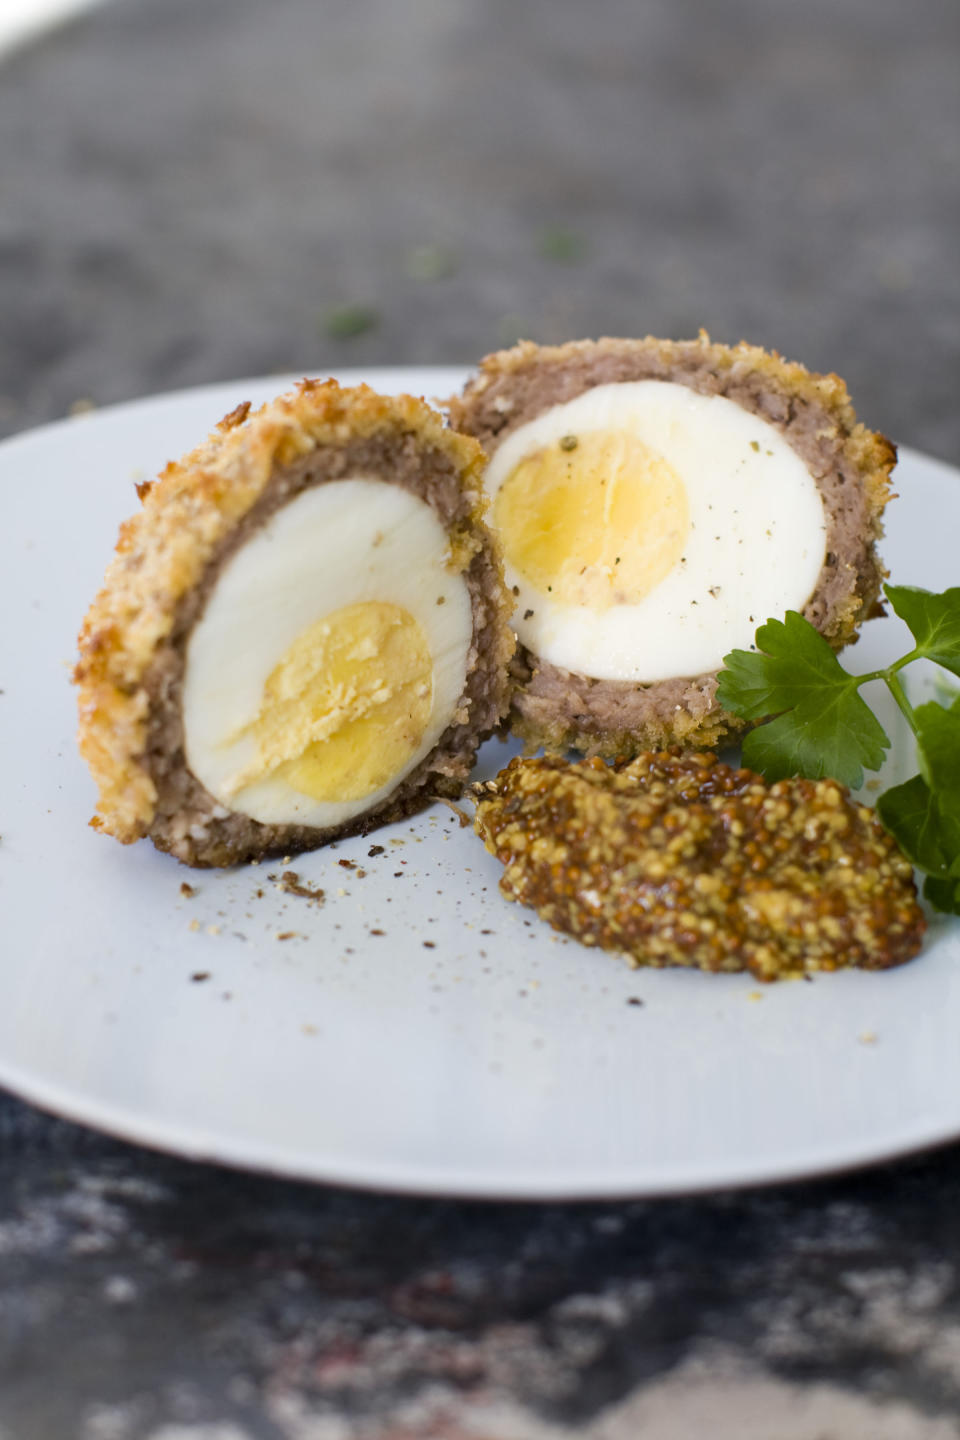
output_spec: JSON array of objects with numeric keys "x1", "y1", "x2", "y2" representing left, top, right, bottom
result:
[{"x1": 474, "y1": 751, "x2": 926, "y2": 981}]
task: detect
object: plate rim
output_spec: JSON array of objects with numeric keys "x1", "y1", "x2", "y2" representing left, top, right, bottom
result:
[{"x1": 1, "y1": 1044, "x2": 957, "y2": 1201}]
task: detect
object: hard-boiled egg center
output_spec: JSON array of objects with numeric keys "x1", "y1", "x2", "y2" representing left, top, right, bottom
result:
[
  {"x1": 493, "y1": 430, "x2": 689, "y2": 610},
  {"x1": 224, "y1": 601, "x2": 433, "y2": 804},
  {"x1": 483, "y1": 381, "x2": 828, "y2": 684},
  {"x1": 182, "y1": 476, "x2": 474, "y2": 829}
]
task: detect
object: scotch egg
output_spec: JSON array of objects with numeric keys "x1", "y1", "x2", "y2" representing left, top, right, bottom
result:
[
  {"x1": 75, "y1": 381, "x2": 514, "y2": 866},
  {"x1": 450, "y1": 335, "x2": 895, "y2": 757}
]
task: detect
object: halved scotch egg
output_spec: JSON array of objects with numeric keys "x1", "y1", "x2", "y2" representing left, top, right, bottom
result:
[
  {"x1": 75, "y1": 381, "x2": 514, "y2": 866},
  {"x1": 449, "y1": 334, "x2": 896, "y2": 758}
]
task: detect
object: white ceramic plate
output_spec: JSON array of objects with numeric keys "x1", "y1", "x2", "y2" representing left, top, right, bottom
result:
[{"x1": 2, "y1": 367, "x2": 959, "y2": 1199}]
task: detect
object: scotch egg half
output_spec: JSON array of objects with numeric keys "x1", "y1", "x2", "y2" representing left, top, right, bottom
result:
[
  {"x1": 75, "y1": 380, "x2": 514, "y2": 866},
  {"x1": 450, "y1": 336, "x2": 894, "y2": 756}
]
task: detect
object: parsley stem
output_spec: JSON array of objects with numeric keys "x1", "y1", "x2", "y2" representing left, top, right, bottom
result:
[
  {"x1": 884, "y1": 669, "x2": 917, "y2": 732},
  {"x1": 886, "y1": 647, "x2": 923, "y2": 678},
  {"x1": 852, "y1": 649, "x2": 922, "y2": 734}
]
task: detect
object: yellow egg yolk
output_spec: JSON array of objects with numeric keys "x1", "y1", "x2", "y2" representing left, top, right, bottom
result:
[
  {"x1": 493, "y1": 430, "x2": 690, "y2": 609},
  {"x1": 225, "y1": 601, "x2": 434, "y2": 803}
]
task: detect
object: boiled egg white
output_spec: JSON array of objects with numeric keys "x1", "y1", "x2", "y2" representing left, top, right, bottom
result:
[
  {"x1": 182, "y1": 477, "x2": 473, "y2": 828},
  {"x1": 484, "y1": 381, "x2": 827, "y2": 683}
]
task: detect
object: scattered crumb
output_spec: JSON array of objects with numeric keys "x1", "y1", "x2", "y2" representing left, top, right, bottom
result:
[
  {"x1": 191, "y1": 972, "x2": 210, "y2": 983},
  {"x1": 205, "y1": 924, "x2": 221, "y2": 937},
  {"x1": 368, "y1": 845, "x2": 385, "y2": 857},
  {"x1": 276, "y1": 931, "x2": 297, "y2": 942},
  {"x1": 188, "y1": 919, "x2": 200, "y2": 933},
  {"x1": 302, "y1": 1024, "x2": 318, "y2": 1036},
  {"x1": 370, "y1": 929, "x2": 386, "y2": 936},
  {"x1": 627, "y1": 997, "x2": 644, "y2": 1007},
  {"x1": 179, "y1": 881, "x2": 196, "y2": 899},
  {"x1": 280, "y1": 871, "x2": 325, "y2": 903},
  {"x1": 859, "y1": 1030, "x2": 879, "y2": 1045},
  {"x1": 338, "y1": 858, "x2": 356, "y2": 870},
  {"x1": 423, "y1": 941, "x2": 436, "y2": 949}
]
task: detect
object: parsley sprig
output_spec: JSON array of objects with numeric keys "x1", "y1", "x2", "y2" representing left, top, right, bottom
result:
[{"x1": 717, "y1": 585, "x2": 960, "y2": 915}]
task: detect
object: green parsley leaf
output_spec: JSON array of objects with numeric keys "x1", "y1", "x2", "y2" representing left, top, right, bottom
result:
[
  {"x1": 875, "y1": 758, "x2": 960, "y2": 920},
  {"x1": 923, "y1": 876, "x2": 960, "y2": 915},
  {"x1": 885, "y1": 585, "x2": 960, "y2": 677},
  {"x1": 717, "y1": 611, "x2": 890, "y2": 787},
  {"x1": 876, "y1": 774, "x2": 957, "y2": 874},
  {"x1": 914, "y1": 700, "x2": 960, "y2": 802}
]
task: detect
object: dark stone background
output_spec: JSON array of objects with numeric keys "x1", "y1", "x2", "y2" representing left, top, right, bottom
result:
[{"x1": 2, "y1": 1, "x2": 960, "y2": 1435}]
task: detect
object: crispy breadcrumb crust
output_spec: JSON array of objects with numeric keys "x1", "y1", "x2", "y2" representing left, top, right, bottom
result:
[
  {"x1": 75, "y1": 380, "x2": 511, "y2": 848},
  {"x1": 449, "y1": 333, "x2": 896, "y2": 758}
]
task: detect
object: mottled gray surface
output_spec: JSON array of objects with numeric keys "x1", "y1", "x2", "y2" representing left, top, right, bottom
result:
[
  {"x1": 2, "y1": 0, "x2": 960, "y2": 1435},
  {"x1": 2, "y1": 0, "x2": 959, "y2": 460}
]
